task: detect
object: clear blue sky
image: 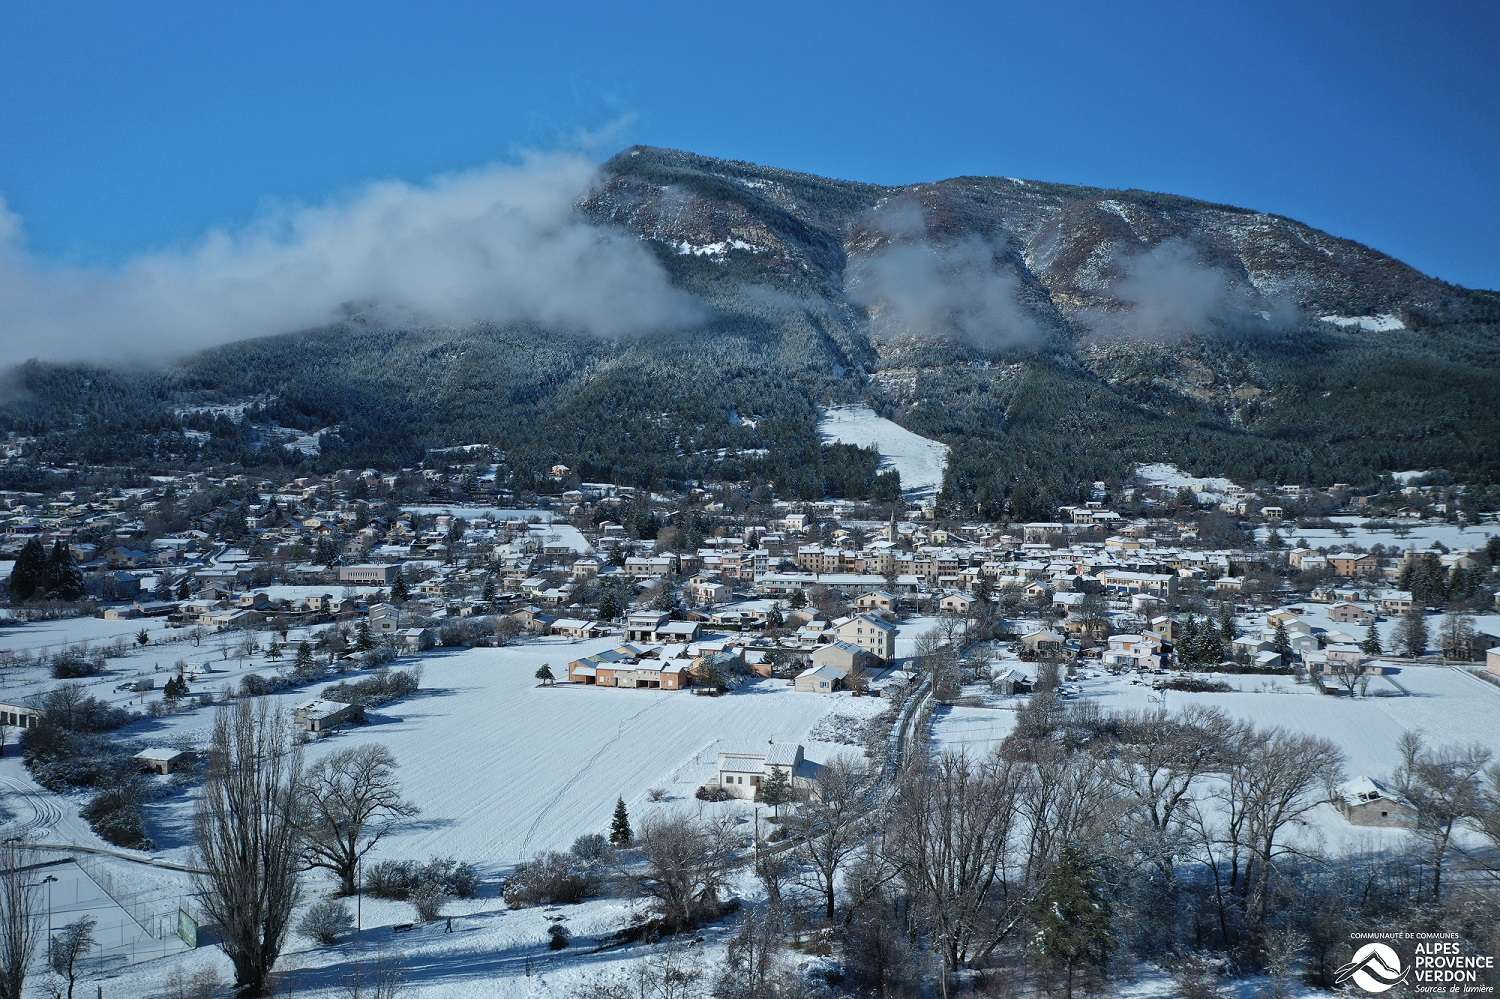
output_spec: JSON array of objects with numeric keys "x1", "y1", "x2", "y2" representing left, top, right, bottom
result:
[{"x1": 4, "y1": 0, "x2": 1498, "y2": 289}]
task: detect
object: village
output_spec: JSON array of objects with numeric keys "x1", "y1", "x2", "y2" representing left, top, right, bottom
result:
[{"x1": 2, "y1": 448, "x2": 1500, "y2": 997}]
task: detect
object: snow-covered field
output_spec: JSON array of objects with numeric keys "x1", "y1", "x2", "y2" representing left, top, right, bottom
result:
[
  {"x1": 93, "y1": 637, "x2": 874, "y2": 870},
  {"x1": 929, "y1": 658, "x2": 1500, "y2": 859},
  {"x1": 0, "y1": 618, "x2": 896, "y2": 997},
  {"x1": 1133, "y1": 462, "x2": 1239, "y2": 502},
  {"x1": 818, "y1": 405, "x2": 949, "y2": 499},
  {"x1": 1264, "y1": 516, "x2": 1500, "y2": 551}
]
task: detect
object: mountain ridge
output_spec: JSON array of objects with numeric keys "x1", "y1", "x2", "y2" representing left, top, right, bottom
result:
[{"x1": 4, "y1": 145, "x2": 1498, "y2": 511}]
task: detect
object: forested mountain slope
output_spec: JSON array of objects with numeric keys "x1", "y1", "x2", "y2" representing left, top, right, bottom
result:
[{"x1": 6, "y1": 146, "x2": 1498, "y2": 513}]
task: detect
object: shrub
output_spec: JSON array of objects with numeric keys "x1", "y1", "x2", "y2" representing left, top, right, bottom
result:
[
  {"x1": 548, "y1": 923, "x2": 572, "y2": 950},
  {"x1": 162, "y1": 965, "x2": 225, "y2": 999},
  {"x1": 299, "y1": 898, "x2": 354, "y2": 945},
  {"x1": 695, "y1": 785, "x2": 732, "y2": 802},
  {"x1": 363, "y1": 856, "x2": 478, "y2": 901},
  {"x1": 646, "y1": 787, "x2": 669, "y2": 802},
  {"x1": 82, "y1": 783, "x2": 152, "y2": 849},
  {"x1": 411, "y1": 881, "x2": 446, "y2": 922},
  {"x1": 363, "y1": 859, "x2": 417, "y2": 899},
  {"x1": 503, "y1": 851, "x2": 597, "y2": 907},
  {"x1": 321, "y1": 666, "x2": 422, "y2": 710},
  {"x1": 51, "y1": 649, "x2": 106, "y2": 679},
  {"x1": 570, "y1": 834, "x2": 612, "y2": 864},
  {"x1": 422, "y1": 857, "x2": 479, "y2": 899},
  {"x1": 1160, "y1": 678, "x2": 1233, "y2": 693}
]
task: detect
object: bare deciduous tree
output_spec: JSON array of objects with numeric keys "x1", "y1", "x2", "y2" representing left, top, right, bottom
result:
[
  {"x1": 1105, "y1": 706, "x2": 1224, "y2": 883},
  {"x1": 1392, "y1": 730, "x2": 1492, "y2": 901},
  {"x1": 788, "y1": 755, "x2": 872, "y2": 921},
  {"x1": 298, "y1": 744, "x2": 419, "y2": 895},
  {"x1": 635, "y1": 813, "x2": 737, "y2": 932},
  {"x1": 1227, "y1": 727, "x2": 1345, "y2": 931},
  {"x1": 889, "y1": 750, "x2": 1026, "y2": 976},
  {"x1": 193, "y1": 699, "x2": 304, "y2": 997},
  {"x1": 0, "y1": 840, "x2": 44, "y2": 999},
  {"x1": 48, "y1": 914, "x2": 95, "y2": 999},
  {"x1": 1323, "y1": 659, "x2": 1366, "y2": 697}
]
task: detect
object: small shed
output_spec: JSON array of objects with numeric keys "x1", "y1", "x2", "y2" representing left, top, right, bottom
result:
[
  {"x1": 134, "y1": 746, "x2": 192, "y2": 775},
  {"x1": 295, "y1": 698, "x2": 358, "y2": 734}
]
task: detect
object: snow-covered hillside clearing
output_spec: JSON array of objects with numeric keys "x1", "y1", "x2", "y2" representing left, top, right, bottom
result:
[{"x1": 818, "y1": 405, "x2": 949, "y2": 500}]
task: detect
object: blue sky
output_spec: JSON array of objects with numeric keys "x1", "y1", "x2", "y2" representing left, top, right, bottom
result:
[{"x1": 3, "y1": 0, "x2": 1498, "y2": 289}]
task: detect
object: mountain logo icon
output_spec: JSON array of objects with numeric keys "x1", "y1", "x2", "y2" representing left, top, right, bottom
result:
[{"x1": 1335, "y1": 943, "x2": 1409, "y2": 993}]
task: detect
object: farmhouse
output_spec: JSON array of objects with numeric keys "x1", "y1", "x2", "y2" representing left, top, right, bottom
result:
[
  {"x1": 710, "y1": 742, "x2": 805, "y2": 800},
  {"x1": 295, "y1": 698, "x2": 358, "y2": 734},
  {"x1": 1335, "y1": 776, "x2": 1416, "y2": 828}
]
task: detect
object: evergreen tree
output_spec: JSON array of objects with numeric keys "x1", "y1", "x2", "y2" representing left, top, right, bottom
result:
[
  {"x1": 1395, "y1": 609, "x2": 1429, "y2": 658},
  {"x1": 1028, "y1": 845, "x2": 1114, "y2": 999},
  {"x1": 295, "y1": 640, "x2": 315, "y2": 671},
  {"x1": 1178, "y1": 616, "x2": 1201, "y2": 667},
  {"x1": 1218, "y1": 605, "x2": 1236, "y2": 642},
  {"x1": 609, "y1": 797, "x2": 632, "y2": 846},
  {"x1": 45, "y1": 541, "x2": 84, "y2": 601},
  {"x1": 176, "y1": 577, "x2": 191, "y2": 601},
  {"x1": 788, "y1": 589, "x2": 807, "y2": 610},
  {"x1": 355, "y1": 621, "x2": 375, "y2": 652},
  {"x1": 534, "y1": 664, "x2": 555, "y2": 686},
  {"x1": 1361, "y1": 623, "x2": 1382, "y2": 655},
  {"x1": 597, "y1": 588, "x2": 623, "y2": 622},
  {"x1": 7, "y1": 537, "x2": 46, "y2": 602},
  {"x1": 390, "y1": 573, "x2": 409, "y2": 604},
  {"x1": 1271, "y1": 620, "x2": 1293, "y2": 661},
  {"x1": 759, "y1": 766, "x2": 793, "y2": 816}
]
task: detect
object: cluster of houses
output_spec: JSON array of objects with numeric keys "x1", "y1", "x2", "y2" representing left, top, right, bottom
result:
[{"x1": 4, "y1": 457, "x2": 1498, "y2": 712}]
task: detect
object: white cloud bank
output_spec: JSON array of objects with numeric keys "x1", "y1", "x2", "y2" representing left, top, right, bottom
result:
[{"x1": 0, "y1": 153, "x2": 702, "y2": 368}]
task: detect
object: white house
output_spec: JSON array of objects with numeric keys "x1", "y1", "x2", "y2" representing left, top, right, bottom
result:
[{"x1": 711, "y1": 743, "x2": 805, "y2": 800}]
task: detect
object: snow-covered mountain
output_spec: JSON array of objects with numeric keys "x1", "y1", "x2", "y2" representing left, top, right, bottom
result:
[{"x1": 7, "y1": 146, "x2": 1499, "y2": 503}]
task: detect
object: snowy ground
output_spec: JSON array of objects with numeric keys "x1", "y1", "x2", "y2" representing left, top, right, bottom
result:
[
  {"x1": 1319, "y1": 313, "x2": 1406, "y2": 332},
  {"x1": 1134, "y1": 463, "x2": 1239, "y2": 502},
  {"x1": 818, "y1": 405, "x2": 949, "y2": 499},
  {"x1": 1264, "y1": 516, "x2": 1500, "y2": 551},
  {"x1": 1, "y1": 618, "x2": 899, "y2": 997},
  {"x1": 929, "y1": 656, "x2": 1500, "y2": 858}
]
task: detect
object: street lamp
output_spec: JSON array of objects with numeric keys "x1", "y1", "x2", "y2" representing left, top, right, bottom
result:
[{"x1": 22, "y1": 874, "x2": 57, "y2": 965}]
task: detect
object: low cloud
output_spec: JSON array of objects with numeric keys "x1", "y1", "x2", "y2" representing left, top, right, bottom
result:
[
  {"x1": 847, "y1": 202, "x2": 1044, "y2": 351},
  {"x1": 0, "y1": 152, "x2": 703, "y2": 369},
  {"x1": 1083, "y1": 237, "x2": 1297, "y2": 340}
]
